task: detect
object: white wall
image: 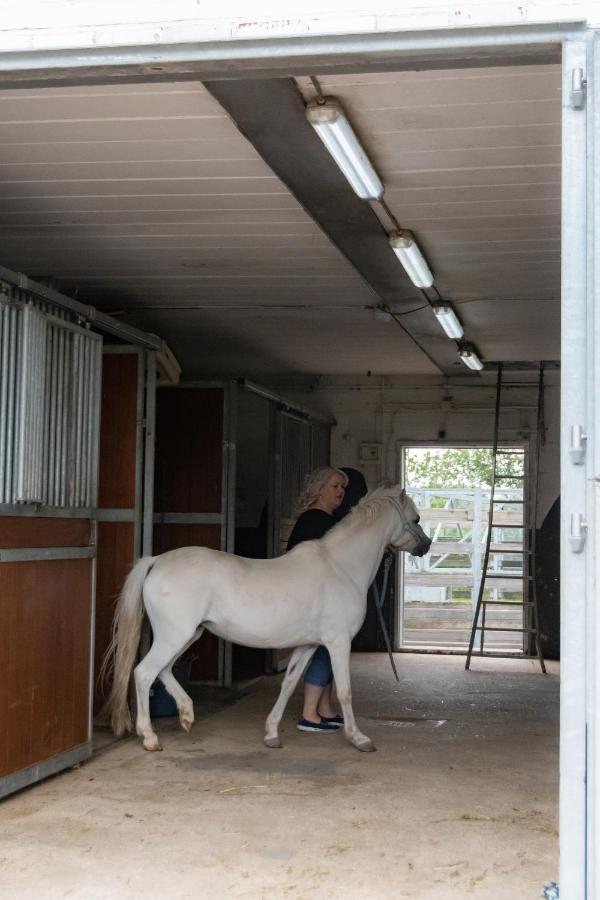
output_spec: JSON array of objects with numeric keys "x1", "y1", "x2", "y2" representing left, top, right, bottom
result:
[
  {"x1": 268, "y1": 370, "x2": 560, "y2": 526},
  {"x1": 0, "y1": 1, "x2": 596, "y2": 53}
]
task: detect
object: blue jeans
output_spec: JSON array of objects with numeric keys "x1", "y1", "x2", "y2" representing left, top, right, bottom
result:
[{"x1": 304, "y1": 645, "x2": 333, "y2": 687}]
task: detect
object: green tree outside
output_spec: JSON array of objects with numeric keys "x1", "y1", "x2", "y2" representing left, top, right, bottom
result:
[{"x1": 405, "y1": 447, "x2": 523, "y2": 490}]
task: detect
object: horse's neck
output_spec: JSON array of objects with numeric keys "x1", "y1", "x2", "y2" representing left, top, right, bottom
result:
[{"x1": 327, "y1": 507, "x2": 393, "y2": 594}]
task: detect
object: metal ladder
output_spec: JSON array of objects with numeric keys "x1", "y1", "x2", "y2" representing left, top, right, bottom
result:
[{"x1": 465, "y1": 363, "x2": 546, "y2": 672}]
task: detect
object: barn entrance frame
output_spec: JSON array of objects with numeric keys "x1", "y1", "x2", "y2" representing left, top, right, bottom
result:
[{"x1": 0, "y1": 21, "x2": 597, "y2": 897}]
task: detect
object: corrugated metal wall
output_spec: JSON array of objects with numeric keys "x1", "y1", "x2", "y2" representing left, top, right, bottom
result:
[{"x1": 0, "y1": 291, "x2": 102, "y2": 508}]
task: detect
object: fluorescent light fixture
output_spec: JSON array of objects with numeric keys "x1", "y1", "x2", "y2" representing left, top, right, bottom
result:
[
  {"x1": 388, "y1": 230, "x2": 434, "y2": 289},
  {"x1": 306, "y1": 97, "x2": 384, "y2": 200},
  {"x1": 432, "y1": 303, "x2": 464, "y2": 339},
  {"x1": 458, "y1": 345, "x2": 484, "y2": 371}
]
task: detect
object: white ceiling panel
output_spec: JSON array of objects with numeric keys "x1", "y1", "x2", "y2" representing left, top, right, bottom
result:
[{"x1": 0, "y1": 63, "x2": 562, "y2": 375}]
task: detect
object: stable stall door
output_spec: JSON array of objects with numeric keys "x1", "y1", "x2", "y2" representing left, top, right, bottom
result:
[
  {"x1": 153, "y1": 385, "x2": 228, "y2": 683},
  {"x1": 232, "y1": 388, "x2": 271, "y2": 681},
  {"x1": 95, "y1": 347, "x2": 151, "y2": 710}
]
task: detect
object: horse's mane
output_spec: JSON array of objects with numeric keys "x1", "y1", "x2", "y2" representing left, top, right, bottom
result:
[{"x1": 325, "y1": 485, "x2": 401, "y2": 537}]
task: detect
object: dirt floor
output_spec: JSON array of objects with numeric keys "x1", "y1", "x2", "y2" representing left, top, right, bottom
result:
[{"x1": 0, "y1": 654, "x2": 558, "y2": 899}]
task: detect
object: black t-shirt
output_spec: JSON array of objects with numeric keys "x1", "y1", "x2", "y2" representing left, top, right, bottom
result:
[{"x1": 286, "y1": 508, "x2": 336, "y2": 551}]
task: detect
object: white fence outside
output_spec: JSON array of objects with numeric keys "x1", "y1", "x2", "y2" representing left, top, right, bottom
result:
[{"x1": 403, "y1": 485, "x2": 526, "y2": 648}]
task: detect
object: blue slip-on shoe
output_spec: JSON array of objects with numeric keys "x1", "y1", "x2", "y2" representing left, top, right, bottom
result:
[
  {"x1": 297, "y1": 718, "x2": 339, "y2": 733},
  {"x1": 320, "y1": 715, "x2": 344, "y2": 728}
]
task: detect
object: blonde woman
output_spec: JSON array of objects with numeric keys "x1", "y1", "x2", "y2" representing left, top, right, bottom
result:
[{"x1": 286, "y1": 466, "x2": 349, "y2": 733}]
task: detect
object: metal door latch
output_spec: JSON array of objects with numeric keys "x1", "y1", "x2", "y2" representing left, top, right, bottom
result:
[
  {"x1": 570, "y1": 68, "x2": 587, "y2": 109},
  {"x1": 569, "y1": 423, "x2": 587, "y2": 464},
  {"x1": 569, "y1": 512, "x2": 587, "y2": 553}
]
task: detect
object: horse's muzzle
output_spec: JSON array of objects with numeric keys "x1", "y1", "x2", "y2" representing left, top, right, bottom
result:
[{"x1": 411, "y1": 536, "x2": 432, "y2": 557}]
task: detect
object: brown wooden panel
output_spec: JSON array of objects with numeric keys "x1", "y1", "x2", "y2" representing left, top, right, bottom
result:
[
  {"x1": 155, "y1": 388, "x2": 223, "y2": 514},
  {"x1": 94, "y1": 521, "x2": 135, "y2": 709},
  {"x1": 0, "y1": 559, "x2": 92, "y2": 778},
  {"x1": 153, "y1": 523, "x2": 221, "y2": 555},
  {"x1": 153, "y1": 522, "x2": 221, "y2": 682},
  {"x1": 98, "y1": 353, "x2": 139, "y2": 509},
  {"x1": 0, "y1": 517, "x2": 91, "y2": 549}
]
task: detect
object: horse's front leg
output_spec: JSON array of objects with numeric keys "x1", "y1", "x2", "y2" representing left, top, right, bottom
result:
[
  {"x1": 327, "y1": 637, "x2": 376, "y2": 752},
  {"x1": 264, "y1": 645, "x2": 317, "y2": 749}
]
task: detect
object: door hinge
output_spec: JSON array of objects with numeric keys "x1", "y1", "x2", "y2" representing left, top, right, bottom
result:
[
  {"x1": 569, "y1": 512, "x2": 587, "y2": 553},
  {"x1": 569, "y1": 423, "x2": 587, "y2": 465},
  {"x1": 570, "y1": 68, "x2": 587, "y2": 110}
]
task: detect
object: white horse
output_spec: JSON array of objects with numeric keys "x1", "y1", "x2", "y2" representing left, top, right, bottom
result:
[{"x1": 102, "y1": 485, "x2": 431, "y2": 753}]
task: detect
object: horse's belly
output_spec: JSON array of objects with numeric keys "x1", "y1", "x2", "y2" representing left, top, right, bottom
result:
[{"x1": 205, "y1": 604, "x2": 321, "y2": 650}]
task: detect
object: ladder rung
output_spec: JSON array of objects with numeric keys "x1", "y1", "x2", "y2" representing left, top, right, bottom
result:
[
  {"x1": 491, "y1": 522, "x2": 524, "y2": 527},
  {"x1": 481, "y1": 599, "x2": 535, "y2": 606},
  {"x1": 489, "y1": 546, "x2": 530, "y2": 553},
  {"x1": 485, "y1": 573, "x2": 532, "y2": 580},
  {"x1": 474, "y1": 626, "x2": 537, "y2": 633},
  {"x1": 468, "y1": 651, "x2": 541, "y2": 660}
]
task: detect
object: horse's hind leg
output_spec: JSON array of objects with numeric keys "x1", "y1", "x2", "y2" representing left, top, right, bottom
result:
[
  {"x1": 134, "y1": 634, "x2": 193, "y2": 751},
  {"x1": 264, "y1": 645, "x2": 317, "y2": 749},
  {"x1": 327, "y1": 637, "x2": 376, "y2": 752},
  {"x1": 158, "y1": 628, "x2": 204, "y2": 733}
]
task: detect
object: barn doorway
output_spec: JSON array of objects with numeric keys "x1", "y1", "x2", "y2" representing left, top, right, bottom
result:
[{"x1": 399, "y1": 445, "x2": 528, "y2": 653}]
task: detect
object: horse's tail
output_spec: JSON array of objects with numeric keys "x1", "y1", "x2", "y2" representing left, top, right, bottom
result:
[{"x1": 100, "y1": 555, "x2": 156, "y2": 736}]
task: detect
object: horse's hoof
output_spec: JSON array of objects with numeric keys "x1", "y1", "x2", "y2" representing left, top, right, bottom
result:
[
  {"x1": 264, "y1": 736, "x2": 282, "y2": 749},
  {"x1": 143, "y1": 736, "x2": 162, "y2": 752},
  {"x1": 180, "y1": 717, "x2": 193, "y2": 733},
  {"x1": 355, "y1": 740, "x2": 376, "y2": 753}
]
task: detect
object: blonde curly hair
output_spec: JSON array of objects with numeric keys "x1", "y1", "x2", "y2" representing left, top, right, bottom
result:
[{"x1": 296, "y1": 466, "x2": 349, "y2": 514}]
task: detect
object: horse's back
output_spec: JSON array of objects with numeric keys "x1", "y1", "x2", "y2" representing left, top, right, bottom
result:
[{"x1": 148, "y1": 545, "x2": 243, "y2": 585}]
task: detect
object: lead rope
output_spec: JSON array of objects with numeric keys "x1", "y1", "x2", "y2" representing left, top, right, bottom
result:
[{"x1": 369, "y1": 553, "x2": 399, "y2": 682}]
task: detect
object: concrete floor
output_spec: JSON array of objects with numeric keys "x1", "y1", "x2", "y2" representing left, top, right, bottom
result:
[{"x1": 0, "y1": 654, "x2": 558, "y2": 899}]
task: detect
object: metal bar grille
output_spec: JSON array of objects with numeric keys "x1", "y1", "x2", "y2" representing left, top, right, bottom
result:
[
  {"x1": 311, "y1": 421, "x2": 330, "y2": 470},
  {"x1": 281, "y1": 413, "x2": 312, "y2": 519},
  {"x1": 0, "y1": 292, "x2": 102, "y2": 508}
]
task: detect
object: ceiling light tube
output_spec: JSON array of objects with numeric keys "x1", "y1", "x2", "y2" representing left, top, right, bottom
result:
[
  {"x1": 388, "y1": 230, "x2": 434, "y2": 289},
  {"x1": 432, "y1": 303, "x2": 464, "y2": 339},
  {"x1": 306, "y1": 97, "x2": 384, "y2": 200},
  {"x1": 458, "y1": 345, "x2": 484, "y2": 371}
]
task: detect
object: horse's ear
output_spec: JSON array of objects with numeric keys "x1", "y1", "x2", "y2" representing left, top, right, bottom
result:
[{"x1": 399, "y1": 487, "x2": 406, "y2": 502}]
